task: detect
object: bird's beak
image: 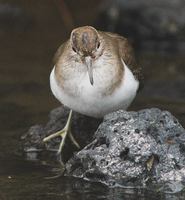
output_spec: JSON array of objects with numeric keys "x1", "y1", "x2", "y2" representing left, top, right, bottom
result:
[{"x1": 84, "y1": 56, "x2": 94, "y2": 85}]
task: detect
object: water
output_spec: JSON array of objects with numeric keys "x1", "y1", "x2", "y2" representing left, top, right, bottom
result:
[
  {"x1": 0, "y1": 1, "x2": 185, "y2": 199},
  {"x1": 1, "y1": 159, "x2": 184, "y2": 200}
]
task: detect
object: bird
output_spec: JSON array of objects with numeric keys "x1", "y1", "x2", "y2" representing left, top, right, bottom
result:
[{"x1": 43, "y1": 26, "x2": 143, "y2": 155}]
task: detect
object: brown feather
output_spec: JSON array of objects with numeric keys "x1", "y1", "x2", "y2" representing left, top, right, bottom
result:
[
  {"x1": 53, "y1": 28, "x2": 143, "y2": 94},
  {"x1": 53, "y1": 41, "x2": 67, "y2": 65},
  {"x1": 103, "y1": 32, "x2": 144, "y2": 91}
]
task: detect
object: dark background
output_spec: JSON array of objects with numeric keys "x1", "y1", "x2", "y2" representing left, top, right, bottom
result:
[{"x1": 0, "y1": 0, "x2": 185, "y2": 199}]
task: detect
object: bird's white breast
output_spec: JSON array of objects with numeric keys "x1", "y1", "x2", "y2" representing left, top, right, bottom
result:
[{"x1": 50, "y1": 59, "x2": 139, "y2": 118}]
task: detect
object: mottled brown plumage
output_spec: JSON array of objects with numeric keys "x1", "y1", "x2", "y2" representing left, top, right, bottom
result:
[
  {"x1": 104, "y1": 32, "x2": 144, "y2": 90},
  {"x1": 54, "y1": 26, "x2": 143, "y2": 93}
]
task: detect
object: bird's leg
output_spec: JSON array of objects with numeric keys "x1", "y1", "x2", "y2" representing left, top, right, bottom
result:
[{"x1": 43, "y1": 110, "x2": 80, "y2": 155}]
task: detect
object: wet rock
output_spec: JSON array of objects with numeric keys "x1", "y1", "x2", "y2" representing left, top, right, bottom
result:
[
  {"x1": 96, "y1": 0, "x2": 185, "y2": 51},
  {"x1": 21, "y1": 106, "x2": 102, "y2": 161},
  {"x1": 141, "y1": 79, "x2": 185, "y2": 101},
  {"x1": 65, "y1": 108, "x2": 185, "y2": 186},
  {"x1": 0, "y1": 3, "x2": 33, "y2": 31}
]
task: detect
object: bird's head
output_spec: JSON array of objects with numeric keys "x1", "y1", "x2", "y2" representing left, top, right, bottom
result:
[{"x1": 70, "y1": 26, "x2": 102, "y2": 85}]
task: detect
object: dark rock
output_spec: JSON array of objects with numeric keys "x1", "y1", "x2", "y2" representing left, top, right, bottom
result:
[
  {"x1": 21, "y1": 106, "x2": 102, "y2": 161},
  {"x1": 0, "y1": 3, "x2": 33, "y2": 31},
  {"x1": 141, "y1": 79, "x2": 185, "y2": 101},
  {"x1": 65, "y1": 108, "x2": 185, "y2": 187},
  {"x1": 22, "y1": 106, "x2": 185, "y2": 189},
  {"x1": 96, "y1": 0, "x2": 185, "y2": 51}
]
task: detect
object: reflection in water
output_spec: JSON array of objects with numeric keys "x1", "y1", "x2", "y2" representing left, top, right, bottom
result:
[{"x1": 0, "y1": 156, "x2": 184, "y2": 200}]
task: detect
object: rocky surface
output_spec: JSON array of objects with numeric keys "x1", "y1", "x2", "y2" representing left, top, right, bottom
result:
[
  {"x1": 21, "y1": 106, "x2": 102, "y2": 161},
  {"x1": 22, "y1": 107, "x2": 185, "y2": 189},
  {"x1": 96, "y1": 0, "x2": 185, "y2": 51},
  {"x1": 65, "y1": 108, "x2": 185, "y2": 187}
]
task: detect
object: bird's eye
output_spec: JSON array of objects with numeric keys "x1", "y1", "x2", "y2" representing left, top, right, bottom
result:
[
  {"x1": 72, "y1": 47, "x2": 77, "y2": 53},
  {"x1": 97, "y1": 42, "x2": 100, "y2": 49}
]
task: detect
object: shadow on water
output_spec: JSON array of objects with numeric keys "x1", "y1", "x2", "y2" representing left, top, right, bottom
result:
[{"x1": 0, "y1": 0, "x2": 185, "y2": 199}]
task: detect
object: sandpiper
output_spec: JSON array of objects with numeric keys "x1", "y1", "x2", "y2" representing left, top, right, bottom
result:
[{"x1": 43, "y1": 26, "x2": 143, "y2": 155}]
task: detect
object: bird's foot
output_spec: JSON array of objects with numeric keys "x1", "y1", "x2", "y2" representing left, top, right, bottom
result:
[
  {"x1": 43, "y1": 128, "x2": 80, "y2": 155},
  {"x1": 43, "y1": 110, "x2": 80, "y2": 155}
]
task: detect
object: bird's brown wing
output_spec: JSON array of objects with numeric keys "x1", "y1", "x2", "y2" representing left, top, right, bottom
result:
[
  {"x1": 105, "y1": 32, "x2": 144, "y2": 90},
  {"x1": 53, "y1": 41, "x2": 68, "y2": 65}
]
